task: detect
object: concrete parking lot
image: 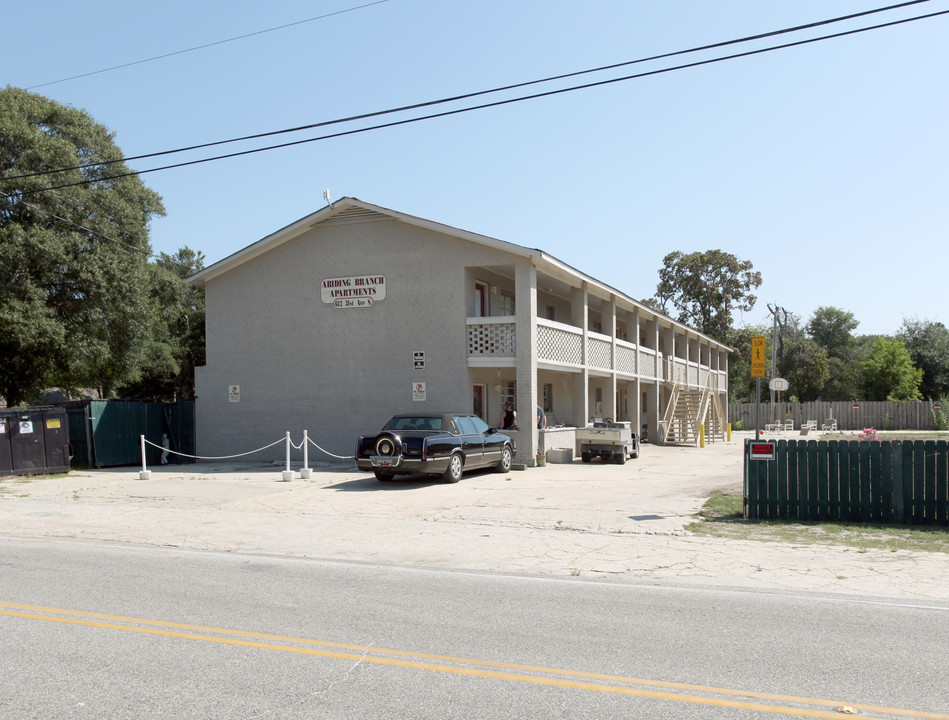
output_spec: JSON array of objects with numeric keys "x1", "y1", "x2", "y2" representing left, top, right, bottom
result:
[{"x1": 2, "y1": 432, "x2": 947, "y2": 602}]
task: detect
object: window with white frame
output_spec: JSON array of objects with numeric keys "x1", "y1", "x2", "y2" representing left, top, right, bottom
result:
[
  {"x1": 502, "y1": 381, "x2": 516, "y2": 409},
  {"x1": 500, "y1": 291, "x2": 515, "y2": 316}
]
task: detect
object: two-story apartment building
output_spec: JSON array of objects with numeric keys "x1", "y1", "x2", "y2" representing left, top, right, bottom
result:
[{"x1": 188, "y1": 197, "x2": 729, "y2": 465}]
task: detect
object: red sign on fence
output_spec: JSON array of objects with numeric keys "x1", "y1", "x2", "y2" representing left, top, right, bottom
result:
[{"x1": 749, "y1": 441, "x2": 776, "y2": 461}]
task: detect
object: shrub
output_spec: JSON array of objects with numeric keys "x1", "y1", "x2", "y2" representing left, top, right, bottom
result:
[{"x1": 933, "y1": 399, "x2": 949, "y2": 431}]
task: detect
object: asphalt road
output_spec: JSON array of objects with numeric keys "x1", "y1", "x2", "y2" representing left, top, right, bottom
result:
[{"x1": 3, "y1": 538, "x2": 948, "y2": 719}]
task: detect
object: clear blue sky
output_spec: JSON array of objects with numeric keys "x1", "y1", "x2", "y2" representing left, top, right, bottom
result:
[{"x1": 5, "y1": 0, "x2": 947, "y2": 337}]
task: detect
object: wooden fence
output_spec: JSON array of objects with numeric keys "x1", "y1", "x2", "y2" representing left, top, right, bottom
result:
[
  {"x1": 744, "y1": 439, "x2": 949, "y2": 525},
  {"x1": 730, "y1": 400, "x2": 945, "y2": 432}
]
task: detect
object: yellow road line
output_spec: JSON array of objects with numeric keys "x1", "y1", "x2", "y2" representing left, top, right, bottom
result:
[{"x1": 2, "y1": 601, "x2": 945, "y2": 720}]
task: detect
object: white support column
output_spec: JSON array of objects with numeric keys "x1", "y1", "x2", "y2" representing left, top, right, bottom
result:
[
  {"x1": 571, "y1": 284, "x2": 589, "y2": 427},
  {"x1": 608, "y1": 296, "x2": 618, "y2": 421},
  {"x1": 515, "y1": 261, "x2": 539, "y2": 464}
]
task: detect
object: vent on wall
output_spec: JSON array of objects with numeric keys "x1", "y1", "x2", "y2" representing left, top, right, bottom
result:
[{"x1": 320, "y1": 207, "x2": 389, "y2": 225}]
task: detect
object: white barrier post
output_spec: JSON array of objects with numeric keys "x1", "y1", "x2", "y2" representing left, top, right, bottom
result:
[
  {"x1": 281, "y1": 431, "x2": 294, "y2": 481},
  {"x1": 139, "y1": 435, "x2": 151, "y2": 480},
  {"x1": 300, "y1": 430, "x2": 312, "y2": 479}
]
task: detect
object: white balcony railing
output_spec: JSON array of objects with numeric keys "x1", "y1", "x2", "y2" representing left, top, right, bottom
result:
[
  {"x1": 466, "y1": 317, "x2": 515, "y2": 357},
  {"x1": 537, "y1": 320, "x2": 582, "y2": 366},
  {"x1": 467, "y1": 317, "x2": 725, "y2": 390}
]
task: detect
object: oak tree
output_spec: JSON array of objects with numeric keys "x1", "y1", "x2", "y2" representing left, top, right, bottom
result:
[{"x1": 1, "y1": 87, "x2": 165, "y2": 404}]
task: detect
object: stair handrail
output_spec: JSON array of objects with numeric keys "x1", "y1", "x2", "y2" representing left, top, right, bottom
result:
[
  {"x1": 695, "y1": 374, "x2": 712, "y2": 444},
  {"x1": 658, "y1": 371, "x2": 680, "y2": 444}
]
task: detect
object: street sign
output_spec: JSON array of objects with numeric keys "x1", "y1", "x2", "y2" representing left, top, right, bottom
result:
[
  {"x1": 751, "y1": 336, "x2": 766, "y2": 378},
  {"x1": 749, "y1": 440, "x2": 776, "y2": 460}
]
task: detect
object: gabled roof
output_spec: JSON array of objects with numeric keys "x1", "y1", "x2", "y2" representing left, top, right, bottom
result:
[
  {"x1": 188, "y1": 196, "x2": 539, "y2": 286},
  {"x1": 188, "y1": 196, "x2": 730, "y2": 350}
]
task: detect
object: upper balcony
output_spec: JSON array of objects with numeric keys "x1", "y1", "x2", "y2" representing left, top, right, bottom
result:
[{"x1": 465, "y1": 316, "x2": 725, "y2": 388}]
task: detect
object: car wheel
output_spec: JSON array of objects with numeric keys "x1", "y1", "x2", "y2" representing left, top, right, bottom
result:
[
  {"x1": 581, "y1": 452, "x2": 592, "y2": 463},
  {"x1": 495, "y1": 445, "x2": 513, "y2": 473},
  {"x1": 614, "y1": 451, "x2": 626, "y2": 465},
  {"x1": 374, "y1": 470, "x2": 394, "y2": 481},
  {"x1": 630, "y1": 447, "x2": 640, "y2": 459},
  {"x1": 443, "y1": 453, "x2": 463, "y2": 483}
]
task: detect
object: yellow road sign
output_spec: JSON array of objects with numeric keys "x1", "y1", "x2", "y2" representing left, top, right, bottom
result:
[{"x1": 751, "y1": 336, "x2": 766, "y2": 377}]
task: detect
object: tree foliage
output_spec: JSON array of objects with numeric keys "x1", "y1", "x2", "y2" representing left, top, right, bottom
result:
[
  {"x1": 117, "y1": 248, "x2": 205, "y2": 400},
  {"x1": 776, "y1": 314, "x2": 828, "y2": 402},
  {"x1": 805, "y1": 306, "x2": 863, "y2": 400},
  {"x1": 654, "y1": 249, "x2": 761, "y2": 343},
  {"x1": 861, "y1": 337, "x2": 923, "y2": 401},
  {"x1": 1, "y1": 87, "x2": 165, "y2": 404},
  {"x1": 899, "y1": 318, "x2": 949, "y2": 400},
  {"x1": 807, "y1": 306, "x2": 859, "y2": 359}
]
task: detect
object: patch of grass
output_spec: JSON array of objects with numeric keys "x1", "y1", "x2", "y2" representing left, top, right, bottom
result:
[{"x1": 687, "y1": 491, "x2": 949, "y2": 554}]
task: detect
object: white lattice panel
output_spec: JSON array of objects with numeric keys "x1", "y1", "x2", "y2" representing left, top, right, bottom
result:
[
  {"x1": 467, "y1": 323, "x2": 515, "y2": 356},
  {"x1": 638, "y1": 351, "x2": 655, "y2": 378},
  {"x1": 538, "y1": 325, "x2": 582, "y2": 365},
  {"x1": 616, "y1": 345, "x2": 636, "y2": 375},
  {"x1": 589, "y1": 337, "x2": 612, "y2": 370}
]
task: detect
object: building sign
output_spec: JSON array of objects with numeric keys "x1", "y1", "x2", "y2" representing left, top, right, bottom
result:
[
  {"x1": 321, "y1": 275, "x2": 386, "y2": 308},
  {"x1": 749, "y1": 440, "x2": 776, "y2": 460},
  {"x1": 229, "y1": 385, "x2": 240, "y2": 403},
  {"x1": 751, "y1": 336, "x2": 766, "y2": 378},
  {"x1": 413, "y1": 382, "x2": 426, "y2": 402},
  {"x1": 414, "y1": 352, "x2": 425, "y2": 370}
]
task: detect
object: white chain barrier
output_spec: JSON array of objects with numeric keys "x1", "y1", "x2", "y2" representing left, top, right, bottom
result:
[{"x1": 139, "y1": 431, "x2": 353, "y2": 481}]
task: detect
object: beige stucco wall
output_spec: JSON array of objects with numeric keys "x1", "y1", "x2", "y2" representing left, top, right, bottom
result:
[{"x1": 195, "y1": 217, "x2": 526, "y2": 462}]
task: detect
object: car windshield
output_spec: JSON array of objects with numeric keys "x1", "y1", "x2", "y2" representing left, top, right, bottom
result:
[{"x1": 385, "y1": 416, "x2": 443, "y2": 432}]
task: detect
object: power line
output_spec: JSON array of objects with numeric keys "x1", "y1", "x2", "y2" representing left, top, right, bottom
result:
[
  {"x1": 7, "y1": 0, "x2": 935, "y2": 183},
  {"x1": 24, "y1": 1, "x2": 390, "y2": 90},
  {"x1": 7, "y1": 6, "x2": 949, "y2": 197},
  {"x1": 0, "y1": 190, "x2": 193, "y2": 268}
]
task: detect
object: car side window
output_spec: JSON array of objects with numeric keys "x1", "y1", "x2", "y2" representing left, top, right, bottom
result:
[
  {"x1": 454, "y1": 416, "x2": 478, "y2": 435},
  {"x1": 469, "y1": 416, "x2": 491, "y2": 434}
]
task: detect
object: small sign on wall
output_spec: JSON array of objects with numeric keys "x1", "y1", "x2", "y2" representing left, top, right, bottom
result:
[
  {"x1": 229, "y1": 385, "x2": 240, "y2": 403},
  {"x1": 413, "y1": 382, "x2": 426, "y2": 402},
  {"x1": 414, "y1": 352, "x2": 425, "y2": 370}
]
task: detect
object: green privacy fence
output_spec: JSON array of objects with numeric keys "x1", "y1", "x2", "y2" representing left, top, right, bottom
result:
[
  {"x1": 66, "y1": 400, "x2": 195, "y2": 467},
  {"x1": 744, "y1": 439, "x2": 949, "y2": 525}
]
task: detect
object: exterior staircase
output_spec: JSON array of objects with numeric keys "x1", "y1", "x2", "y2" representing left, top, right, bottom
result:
[{"x1": 659, "y1": 370, "x2": 727, "y2": 447}]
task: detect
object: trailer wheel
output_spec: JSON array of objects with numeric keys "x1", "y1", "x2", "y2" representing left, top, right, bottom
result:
[{"x1": 581, "y1": 451, "x2": 592, "y2": 463}]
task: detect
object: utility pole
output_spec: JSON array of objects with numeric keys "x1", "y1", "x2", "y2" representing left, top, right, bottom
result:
[{"x1": 767, "y1": 304, "x2": 787, "y2": 422}]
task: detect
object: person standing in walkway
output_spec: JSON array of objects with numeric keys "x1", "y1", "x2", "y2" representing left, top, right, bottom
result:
[{"x1": 500, "y1": 402, "x2": 517, "y2": 430}]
